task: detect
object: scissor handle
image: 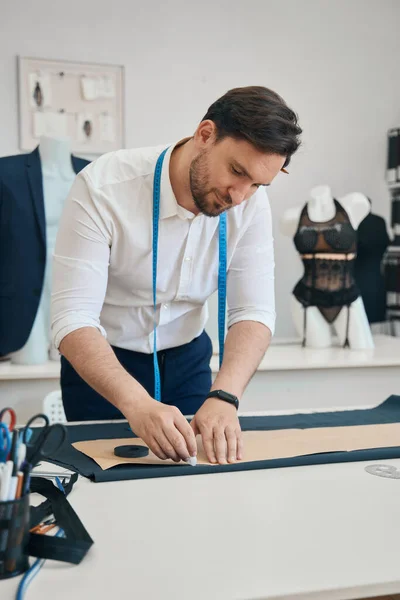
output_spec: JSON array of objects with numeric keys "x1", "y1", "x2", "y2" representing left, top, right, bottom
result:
[
  {"x1": 0, "y1": 407, "x2": 17, "y2": 432},
  {"x1": 0, "y1": 422, "x2": 11, "y2": 460},
  {"x1": 22, "y1": 413, "x2": 50, "y2": 445},
  {"x1": 27, "y1": 423, "x2": 67, "y2": 467}
]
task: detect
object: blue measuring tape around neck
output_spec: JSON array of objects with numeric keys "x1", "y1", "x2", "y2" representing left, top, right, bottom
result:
[{"x1": 152, "y1": 147, "x2": 227, "y2": 402}]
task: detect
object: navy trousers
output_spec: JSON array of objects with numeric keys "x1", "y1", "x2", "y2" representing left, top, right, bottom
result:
[{"x1": 60, "y1": 330, "x2": 213, "y2": 421}]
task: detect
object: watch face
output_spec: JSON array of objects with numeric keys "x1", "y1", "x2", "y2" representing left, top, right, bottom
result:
[
  {"x1": 214, "y1": 390, "x2": 238, "y2": 406},
  {"x1": 207, "y1": 390, "x2": 238, "y2": 408},
  {"x1": 219, "y1": 391, "x2": 233, "y2": 401}
]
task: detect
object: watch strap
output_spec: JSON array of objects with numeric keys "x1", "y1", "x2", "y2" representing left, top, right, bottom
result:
[{"x1": 205, "y1": 390, "x2": 239, "y2": 409}]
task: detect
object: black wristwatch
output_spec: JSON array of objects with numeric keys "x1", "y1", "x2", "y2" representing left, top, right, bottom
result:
[{"x1": 205, "y1": 389, "x2": 239, "y2": 410}]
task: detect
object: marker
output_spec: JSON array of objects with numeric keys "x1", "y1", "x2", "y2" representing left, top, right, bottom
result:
[
  {"x1": 7, "y1": 477, "x2": 17, "y2": 502},
  {"x1": 0, "y1": 461, "x2": 13, "y2": 558},
  {"x1": 0, "y1": 461, "x2": 12, "y2": 501}
]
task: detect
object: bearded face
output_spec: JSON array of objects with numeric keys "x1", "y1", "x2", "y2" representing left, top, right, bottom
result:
[
  {"x1": 187, "y1": 136, "x2": 286, "y2": 217},
  {"x1": 189, "y1": 149, "x2": 233, "y2": 218}
]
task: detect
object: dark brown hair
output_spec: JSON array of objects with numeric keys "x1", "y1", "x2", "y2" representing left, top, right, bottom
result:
[{"x1": 202, "y1": 86, "x2": 302, "y2": 168}]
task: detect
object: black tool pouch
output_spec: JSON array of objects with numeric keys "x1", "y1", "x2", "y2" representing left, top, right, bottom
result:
[
  {"x1": 27, "y1": 474, "x2": 93, "y2": 565},
  {"x1": 1, "y1": 473, "x2": 93, "y2": 580}
]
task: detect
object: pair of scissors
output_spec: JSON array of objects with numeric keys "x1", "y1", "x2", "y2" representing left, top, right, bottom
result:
[
  {"x1": 22, "y1": 413, "x2": 67, "y2": 469},
  {"x1": 0, "y1": 407, "x2": 17, "y2": 433},
  {"x1": 0, "y1": 423, "x2": 11, "y2": 462}
]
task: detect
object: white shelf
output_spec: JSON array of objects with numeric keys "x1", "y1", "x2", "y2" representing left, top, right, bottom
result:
[
  {"x1": 1, "y1": 335, "x2": 399, "y2": 381},
  {"x1": 0, "y1": 358, "x2": 60, "y2": 380},
  {"x1": 211, "y1": 334, "x2": 400, "y2": 372},
  {"x1": 1, "y1": 335, "x2": 399, "y2": 421}
]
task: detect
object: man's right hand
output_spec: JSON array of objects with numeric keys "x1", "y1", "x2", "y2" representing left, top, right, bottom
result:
[
  {"x1": 127, "y1": 399, "x2": 197, "y2": 462},
  {"x1": 58, "y1": 329, "x2": 197, "y2": 461}
]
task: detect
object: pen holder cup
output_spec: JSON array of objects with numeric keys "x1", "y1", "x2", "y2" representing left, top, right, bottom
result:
[{"x1": 0, "y1": 495, "x2": 30, "y2": 580}]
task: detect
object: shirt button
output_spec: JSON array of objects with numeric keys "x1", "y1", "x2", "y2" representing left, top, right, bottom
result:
[
  {"x1": 185, "y1": 257, "x2": 192, "y2": 261},
  {"x1": 163, "y1": 304, "x2": 168, "y2": 309}
]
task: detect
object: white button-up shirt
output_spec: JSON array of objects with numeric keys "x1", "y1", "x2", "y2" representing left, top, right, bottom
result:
[{"x1": 51, "y1": 141, "x2": 276, "y2": 353}]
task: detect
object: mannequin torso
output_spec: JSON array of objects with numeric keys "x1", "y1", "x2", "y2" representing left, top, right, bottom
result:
[
  {"x1": 280, "y1": 185, "x2": 370, "y2": 236},
  {"x1": 40, "y1": 135, "x2": 76, "y2": 252},
  {"x1": 12, "y1": 136, "x2": 76, "y2": 364},
  {"x1": 280, "y1": 185, "x2": 374, "y2": 350}
]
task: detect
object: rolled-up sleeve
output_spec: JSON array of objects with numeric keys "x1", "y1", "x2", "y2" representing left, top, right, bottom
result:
[
  {"x1": 227, "y1": 192, "x2": 276, "y2": 335},
  {"x1": 51, "y1": 172, "x2": 111, "y2": 349}
]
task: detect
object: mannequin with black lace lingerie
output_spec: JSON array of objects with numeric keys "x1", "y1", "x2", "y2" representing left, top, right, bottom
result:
[{"x1": 280, "y1": 185, "x2": 374, "y2": 349}]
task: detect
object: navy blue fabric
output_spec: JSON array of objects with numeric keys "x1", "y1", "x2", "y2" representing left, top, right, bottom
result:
[
  {"x1": 46, "y1": 395, "x2": 400, "y2": 483},
  {"x1": 0, "y1": 148, "x2": 89, "y2": 355},
  {"x1": 61, "y1": 330, "x2": 213, "y2": 421}
]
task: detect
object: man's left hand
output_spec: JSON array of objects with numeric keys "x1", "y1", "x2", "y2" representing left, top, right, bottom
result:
[{"x1": 190, "y1": 397, "x2": 243, "y2": 464}]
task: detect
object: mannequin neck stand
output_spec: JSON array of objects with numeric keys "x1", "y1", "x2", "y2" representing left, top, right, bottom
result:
[
  {"x1": 39, "y1": 135, "x2": 75, "y2": 179},
  {"x1": 307, "y1": 185, "x2": 336, "y2": 222}
]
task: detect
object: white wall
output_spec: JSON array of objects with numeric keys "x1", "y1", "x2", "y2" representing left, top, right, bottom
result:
[{"x1": 1, "y1": 0, "x2": 399, "y2": 339}]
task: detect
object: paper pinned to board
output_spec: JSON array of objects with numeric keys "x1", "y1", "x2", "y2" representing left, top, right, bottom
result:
[
  {"x1": 33, "y1": 111, "x2": 67, "y2": 138},
  {"x1": 99, "y1": 114, "x2": 115, "y2": 142},
  {"x1": 80, "y1": 77, "x2": 97, "y2": 101},
  {"x1": 72, "y1": 422, "x2": 400, "y2": 470},
  {"x1": 80, "y1": 75, "x2": 116, "y2": 100}
]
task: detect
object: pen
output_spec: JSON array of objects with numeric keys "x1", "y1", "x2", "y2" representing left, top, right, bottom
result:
[
  {"x1": 30, "y1": 471, "x2": 73, "y2": 478},
  {"x1": 15, "y1": 472, "x2": 24, "y2": 500},
  {"x1": 30, "y1": 522, "x2": 56, "y2": 535},
  {"x1": 30, "y1": 517, "x2": 56, "y2": 533},
  {"x1": 17, "y1": 442, "x2": 26, "y2": 470},
  {"x1": 8, "y1": 430, "x2": 19, "y2": 500},
  {"x1": 21, "y1": 462, "x2": 31, "y2": 497}
]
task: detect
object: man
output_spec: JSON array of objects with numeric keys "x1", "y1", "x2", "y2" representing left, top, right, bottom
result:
[{"x1": 51, "y1": 86, "x2": 302, "y2": 465}]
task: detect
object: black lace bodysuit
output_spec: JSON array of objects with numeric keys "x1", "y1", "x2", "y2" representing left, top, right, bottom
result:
[{"x1": 293, "y1": 199, "x2": 360, "y2": 347}]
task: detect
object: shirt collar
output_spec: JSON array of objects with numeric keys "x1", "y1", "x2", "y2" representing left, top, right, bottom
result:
[{"x1": 159, "y1": 138, "x2": 196, "y2": 221}]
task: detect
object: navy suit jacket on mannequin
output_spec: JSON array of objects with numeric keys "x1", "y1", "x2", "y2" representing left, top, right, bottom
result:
[{"x1": 0, "y1": 147, "x2": 90, "y2": 356}]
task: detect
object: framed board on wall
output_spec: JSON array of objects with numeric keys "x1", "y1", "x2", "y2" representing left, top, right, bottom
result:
[{"x1": 17, "y1": 56, "x2": 124, "y2": 155}]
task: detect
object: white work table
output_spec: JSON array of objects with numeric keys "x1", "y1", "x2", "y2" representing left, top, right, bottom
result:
[{"x1": 3, "y1": 454, "x2": 400, "y2": 599}]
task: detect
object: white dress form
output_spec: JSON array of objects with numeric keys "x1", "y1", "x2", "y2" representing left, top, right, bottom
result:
[
  {"x1": 12, "y1": 136, "x2": 76, "y2": 365},
  {"x1": 280, "y1": 185, "x2": 374, "y2": 350}
]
